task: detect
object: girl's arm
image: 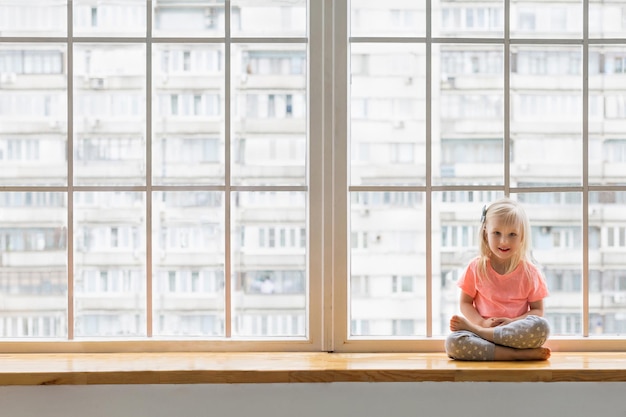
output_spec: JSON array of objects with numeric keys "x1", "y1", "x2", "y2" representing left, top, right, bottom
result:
[
  {"x1": 526, "y1": 299, "x2": 545, "y2": 317},
  {"x1": 459, "y1": 292, "x2": 492, "y2": 328}
]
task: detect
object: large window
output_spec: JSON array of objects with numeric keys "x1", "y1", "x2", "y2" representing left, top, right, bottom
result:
[{"x1": 0, "y1": 0, "x2": 624, "y2": 352}]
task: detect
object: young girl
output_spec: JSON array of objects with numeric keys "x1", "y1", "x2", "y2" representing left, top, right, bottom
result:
[{"x1": 445, "y1": 197, "x2": 551, "y2": 361}]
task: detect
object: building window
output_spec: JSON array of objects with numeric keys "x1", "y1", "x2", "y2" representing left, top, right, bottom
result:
[
  {"x1": 441, "y1": 139, "x2": 502, "y2": 164},
  {"x1": 606, "y1": 227, "x2": 626, "y2": 248},
  {"x1": 392, "y1": 276, "x2": 414, "y2": 294}
]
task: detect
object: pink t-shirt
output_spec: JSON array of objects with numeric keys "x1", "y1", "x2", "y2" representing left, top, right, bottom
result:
[{"x1": 457, "y1": 257, "x2": 549, "y2": 319}]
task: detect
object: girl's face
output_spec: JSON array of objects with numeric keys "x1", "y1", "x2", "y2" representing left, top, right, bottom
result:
[{"x1": 484, "y1": 216, "x2": 521, "y2": 265}]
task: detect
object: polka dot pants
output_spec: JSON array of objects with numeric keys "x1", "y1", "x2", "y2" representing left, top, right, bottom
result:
[{"x1": 445, "y1": 315, "x2": 550, "y2": 361}]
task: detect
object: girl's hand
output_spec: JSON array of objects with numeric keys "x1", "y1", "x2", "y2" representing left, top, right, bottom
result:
[
  {"x1": 482, "y1": 318, "x2": 501, "y2": 328},
  {"x1": 490, "y1": 317, "x2": 514, "y2": 327}
]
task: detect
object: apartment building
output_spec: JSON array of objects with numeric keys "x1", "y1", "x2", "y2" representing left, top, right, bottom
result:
[{"x1": 0, "y1": 0, "x2": 625, "y2": 342}]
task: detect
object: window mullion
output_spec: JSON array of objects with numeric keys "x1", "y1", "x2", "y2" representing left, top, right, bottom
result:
[
  {"x1": 331, "y1": 0, "x2": 350, "y2": 352},
  {"x1": 309, "y1": 0, "x2": 327, "y2": 351}
]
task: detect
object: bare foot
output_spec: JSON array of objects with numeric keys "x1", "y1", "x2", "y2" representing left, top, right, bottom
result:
[
  {"x1": 494, "y1": 346, "x2": 551, "y2": 361},
  {"x1": 449, "y1": 315, "x2": 496, "y2": 343},
  {"x1": 450, "y1": 315, "x2": 479, "y2": 333}
]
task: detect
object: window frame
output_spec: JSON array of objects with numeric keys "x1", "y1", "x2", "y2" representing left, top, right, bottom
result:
[
  {"x1": 1, "y1": 0, "x2": 625, "y2": 354},
  {"x1": 331, "y1": 0, "x2": 626, "y2": 353}
]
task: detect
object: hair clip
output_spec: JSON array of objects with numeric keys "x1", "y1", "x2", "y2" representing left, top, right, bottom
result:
[{"x1": 480, "y1": 205, "x2": 487, "y2": 223}]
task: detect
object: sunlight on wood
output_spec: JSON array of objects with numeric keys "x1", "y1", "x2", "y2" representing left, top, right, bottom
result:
[{"x1": 0, "y1": 352, "x2": 624, "y2": 385}]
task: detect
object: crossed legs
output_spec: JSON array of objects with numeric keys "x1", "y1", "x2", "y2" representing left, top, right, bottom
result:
[{"x1": 445, "y1": 315, "x2": 551, "y2": 361}]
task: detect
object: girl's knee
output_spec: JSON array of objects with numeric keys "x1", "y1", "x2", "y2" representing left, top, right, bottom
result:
[
  {"x1": 526, "y1": 315, "x2": 550, "y2": 346},
  {"x1": 524, "y1": 315, "x2": 549, "y2": 332},
  {"x1": 445, "y1": 331, "x2": 470, "y2": 359},
  {"x1": 494, "y1": 315, "x2": 550, "y2": 348},
  {"x1": 445, "y1": 332, "x2": 461, "y2": 357},
  {"x1": 445, "y1": 331, "x2": 494, "y2": 361}
]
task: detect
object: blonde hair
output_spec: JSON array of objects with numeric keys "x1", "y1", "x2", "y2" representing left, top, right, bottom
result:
[{"x1": 477, "y1": 197, "x2": 534, "y2": 280}]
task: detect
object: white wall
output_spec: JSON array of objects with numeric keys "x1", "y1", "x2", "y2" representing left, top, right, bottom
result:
[{"x1": 1, "y1": 382, "x2": 625, "y2": 417}]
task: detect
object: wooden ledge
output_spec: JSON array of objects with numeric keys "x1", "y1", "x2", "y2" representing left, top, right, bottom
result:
[{"x1": 0, "y1": 352, "x2": 625, "y2": 385}]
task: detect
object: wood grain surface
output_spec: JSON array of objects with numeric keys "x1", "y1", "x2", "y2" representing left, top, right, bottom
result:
[{"x1": 0, "y1": 352, "x2": 624, "y2": 385}]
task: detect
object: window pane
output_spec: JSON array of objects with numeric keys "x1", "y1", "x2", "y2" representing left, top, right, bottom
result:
[
  {"x1": 153, "y1": 43, "x2": 225, "y2": 185},
  {"x1": 433, "y1": 190, "x2": 505, "y2": 336},
  {"x1": 152, "y1": 191, "x2": 225, "y2": 337},
  {"x1": 589, "y1": 45, "x2": 626, "y2": 186},
  {"x1": 511, "y1": 1, "x2": 582, "y2": 39},
  {"x1": 434, "y1": 192, "x2": 584, "y2": 338},
  {"x1": 510, "y1": 45, "x2": 582, "y2": 187},
  {"x1": 350, "y1": 43, "x2": 426, "y2": 186},
  {"x1": 73, "y1": 0, "x2": 146, "y2": 37},
  {"x1": 232, "y1": 44, "x2": 307, "y2": 186},
  {"x1": 351, "y1": 1, "x2": 425, "y2": 37},
  {"x1": 73, "y1": 44, "x2": 147, "y2": 186},
  {"x1": 153, "y1": 0, "x2": 223, "y2": 37},
  {"x1": 231, "y1": 191, "x2": 307, "y2": 338},
  {"x1": 518, "y1": 192, "x2": 583, "y2": 336},
  {"x1": 0, "y1": 192, "x2": 67, "y2": 338},
  {"x1": 0, "y1": 0, "x2": 67, "y2": 37},
  {"x1": 231, "y1": 0, "x2": 306, "y2": 37},
  {"x1": 350, "y1": 192, "x2": 425, "y2": 337},
  {"x1": 432, "y1": 0, "x2": 504, "y2": 38},
  {"x1": 589, "y1": 191, "x2": 626, "y2": 336},
  {"x1": 433, "y1": 44, "x2": 504, "y2": 186},
  {"x1": 74, "y1": 192, "x2": 146, "y2": 338},
  {"x1": 590, "y1": 2, "x2": 626, "y2": 38},
  {"x1": 0, "y1": 44, "x2": 68, "y2": 186}
]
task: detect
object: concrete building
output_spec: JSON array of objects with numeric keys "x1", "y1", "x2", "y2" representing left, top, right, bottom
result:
[{"x1": 0, "y1": 0, "x2": 625, "y2": 342}]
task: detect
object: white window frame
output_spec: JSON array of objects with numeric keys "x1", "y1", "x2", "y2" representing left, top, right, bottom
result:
[{"x1": 1, "y1": 0, "x2": 625, "y2": 353}]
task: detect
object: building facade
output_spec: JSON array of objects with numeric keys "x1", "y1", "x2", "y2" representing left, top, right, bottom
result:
[{"x1": 0, "y1": 0, "x2": 625, "y2": 340}]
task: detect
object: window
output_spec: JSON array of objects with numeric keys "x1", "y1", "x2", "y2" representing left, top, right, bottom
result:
[
  {"x1": 441, "y1": 225, "x2": 476, "y2": 249},
  {"x1": 392, "y1": 276, "x2": 415, "y2": 294},
  {"x1": 0, "y1": 0, "x2": 624, "y2": 353},
  {"x1": 439, "y1": 6, "x2": 503, "y2": 34},
  {"x1": 606, "y1": 226, "x2": 626, "y2": 248}
]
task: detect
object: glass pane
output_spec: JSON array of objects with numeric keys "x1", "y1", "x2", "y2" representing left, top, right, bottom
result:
[
  {"x1": 231, "y1": 0, "x2": 306, "y2": 37},
  {"x1": 511, "y1": 1, "x2": 582, "y2": 39},
  {"x1": 510, "y1": 45, "x2": 582, "y2": 187},
  {"x1": 153, "y1": 0, "x2": 223, "y2": 37},
  {"x1": 152, "y1": 191, "x2": 225, "y2": 337},
  {"x1": 589, "y1": 191, "x2": 626, "y2": 336},
  {"x1": 231, "y1": 191, "x2": 307, "y2": 338},
  {"x1": 518, "y1": 192, "x2": 583, "y2": 337},
  {"x1": 433, "y1": 44, "x2": 504, "y2": 186},
  {"x1": 349, "y1": 192, "x2": 425, "y2": 337},
  {"x1": 73, "y1": 44, "x2": 146, "y2": 186},
  {"x1": 232, "y1": 44, "x2": 307, "y2": 186},
  {"x1": 153, "y1": 43, "x2": 225, "y2": 186},
  {"x1": 74, "y1": 192, "x2": 146, "y2": 338},
  {"x1": 432, "y1": 0, "x2": 503, "y2": 38},
  {"x1": 73, "y1": 0, "x2": 146, "y2": 37},
  {"x1": 0, "y1": 0, "x2": 67, "y2": 37},
  {"x1": 589, "y1": 45, "x2": 626, "y2": 186},
  {"x1": 0, "y1": 43, "x2": 68, "y2": 186},
  {"x1": 350, "y1": 43, "x2": 426, "y2": 186},
  {"x1": 435, "y1": 192, "x2": 583, "y2": 337},
  {"x1": 590, "y1": 2, "x2": 626, "y2": 38},
  {"x1": 433, "y1": 190, "x2": 504, "y2": 337},
  {"x1": 351, "y1": 0, "x2": 425, "y2": 37},
  {"x1": 0, "y1": 192, "x2": 67, "y2": 338}
]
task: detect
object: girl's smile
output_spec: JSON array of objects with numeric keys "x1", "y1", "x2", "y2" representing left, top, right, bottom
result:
[{"x1": 484, "y1": 217, "x2": 521, "y2": 268}]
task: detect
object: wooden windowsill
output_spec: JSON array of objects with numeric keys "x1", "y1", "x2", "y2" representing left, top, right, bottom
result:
[{"x1": 0, "y1": 351, "x2": 625, "y2": 385}]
